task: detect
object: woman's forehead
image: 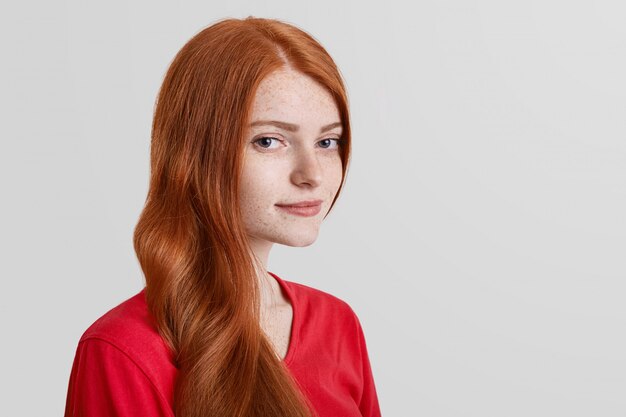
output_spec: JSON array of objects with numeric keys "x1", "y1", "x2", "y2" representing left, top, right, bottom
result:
[{"x1": 250, "y1": 70, "x2": 340, "y2": 127}]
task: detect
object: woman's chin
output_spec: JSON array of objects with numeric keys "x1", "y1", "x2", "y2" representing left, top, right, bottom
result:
[{"x1": 277, "y1": 230, "x2": 320, "y2": 248}]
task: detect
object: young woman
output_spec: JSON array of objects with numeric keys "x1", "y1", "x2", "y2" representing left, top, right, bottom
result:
[{"x1": 64, "y1": 16, "x2": 381, "y2": 417}]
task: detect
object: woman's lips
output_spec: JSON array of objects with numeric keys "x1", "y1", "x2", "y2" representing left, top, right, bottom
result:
[{"x1": 275, "y1": 202, "x2": 322, "y2": 217}]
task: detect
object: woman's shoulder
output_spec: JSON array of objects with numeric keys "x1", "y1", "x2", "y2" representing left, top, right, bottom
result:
[
  {"x1": 288, "y1": 279, "x2": 352, "y2": 308},
  {"x1": 66, "y1": 289, "x2": 178, "y2": 415},
  {"x1": 78, "y1": 288, "x2": 175, "y2": 365},
  {"x1": 81, "y1": 289, "x2": 151, "y2": 338},
  {"x1": 274, "y1": 273, "x2": 360, "y2": 326}
]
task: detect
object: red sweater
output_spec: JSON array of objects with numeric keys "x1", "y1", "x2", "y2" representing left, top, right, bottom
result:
[{"x1": 64, "y1": 271, "x2": 382, "y2": 416}]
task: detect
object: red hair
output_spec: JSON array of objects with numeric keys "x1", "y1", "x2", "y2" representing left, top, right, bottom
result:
[{"x1": 132, "y1": 16, "x2": 351, "y2": 416}]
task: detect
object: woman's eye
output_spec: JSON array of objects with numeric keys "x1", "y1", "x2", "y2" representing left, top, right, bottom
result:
[
  {"x1": 252, "y1": 137, "x2": 282, "y2": 150},
  {"x1": 318, "y1": 138, "x2": 344, "y2": 149}
]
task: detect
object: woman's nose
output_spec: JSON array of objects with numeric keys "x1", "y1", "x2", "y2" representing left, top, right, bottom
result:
[{"x1": 291, "y1": 150, "x2": 322, "y2": 187}]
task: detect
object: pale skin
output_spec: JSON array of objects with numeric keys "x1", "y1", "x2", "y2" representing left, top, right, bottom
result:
[{"x1": 238, "y1": 66, "x2": 344, "y2": 360}]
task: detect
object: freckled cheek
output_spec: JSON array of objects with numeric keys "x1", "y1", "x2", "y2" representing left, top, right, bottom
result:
[
  {"x1": 318, "y1": 164, "x2": 342, "y2": 209},
  {"x1": 240, "y1": 162, "x2": 281, "y2": 198},
  {"x1": 325, "y1": 158, "x2": 343, "y2": 186},
  {"x1": 240, "y1": 187, "x2": 274, "y2": 210},
  {"x1": 241, "y1": 173, "x2": 282, "y2": 210}
]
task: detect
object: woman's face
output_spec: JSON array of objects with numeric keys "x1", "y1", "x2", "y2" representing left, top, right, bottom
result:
[{"x1": 239, "y1": 68, "x2": 344, "y2": 249}]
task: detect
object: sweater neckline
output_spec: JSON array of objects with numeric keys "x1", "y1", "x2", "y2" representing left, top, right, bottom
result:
[{"x1": 268, "y1": 271, "x2": 299, "y2": 366}]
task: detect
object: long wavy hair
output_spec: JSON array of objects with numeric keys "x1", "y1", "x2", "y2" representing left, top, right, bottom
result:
[{"x1": 132, "y1": 16, "x2": 352, "y2": 417}]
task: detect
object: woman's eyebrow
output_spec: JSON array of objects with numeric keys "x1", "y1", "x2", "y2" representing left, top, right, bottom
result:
[{"x1": 249, "y1": 120, "x2": 342, "y2": 134}]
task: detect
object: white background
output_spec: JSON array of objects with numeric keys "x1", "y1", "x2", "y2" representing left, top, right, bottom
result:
[{"x1": 1, "y1": 1, "x2": 625, "y2": 415}]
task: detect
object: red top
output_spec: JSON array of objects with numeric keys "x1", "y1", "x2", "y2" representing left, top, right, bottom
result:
[{"x1": 64, "y1": 271, "x2": 382, "y2": 416}]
